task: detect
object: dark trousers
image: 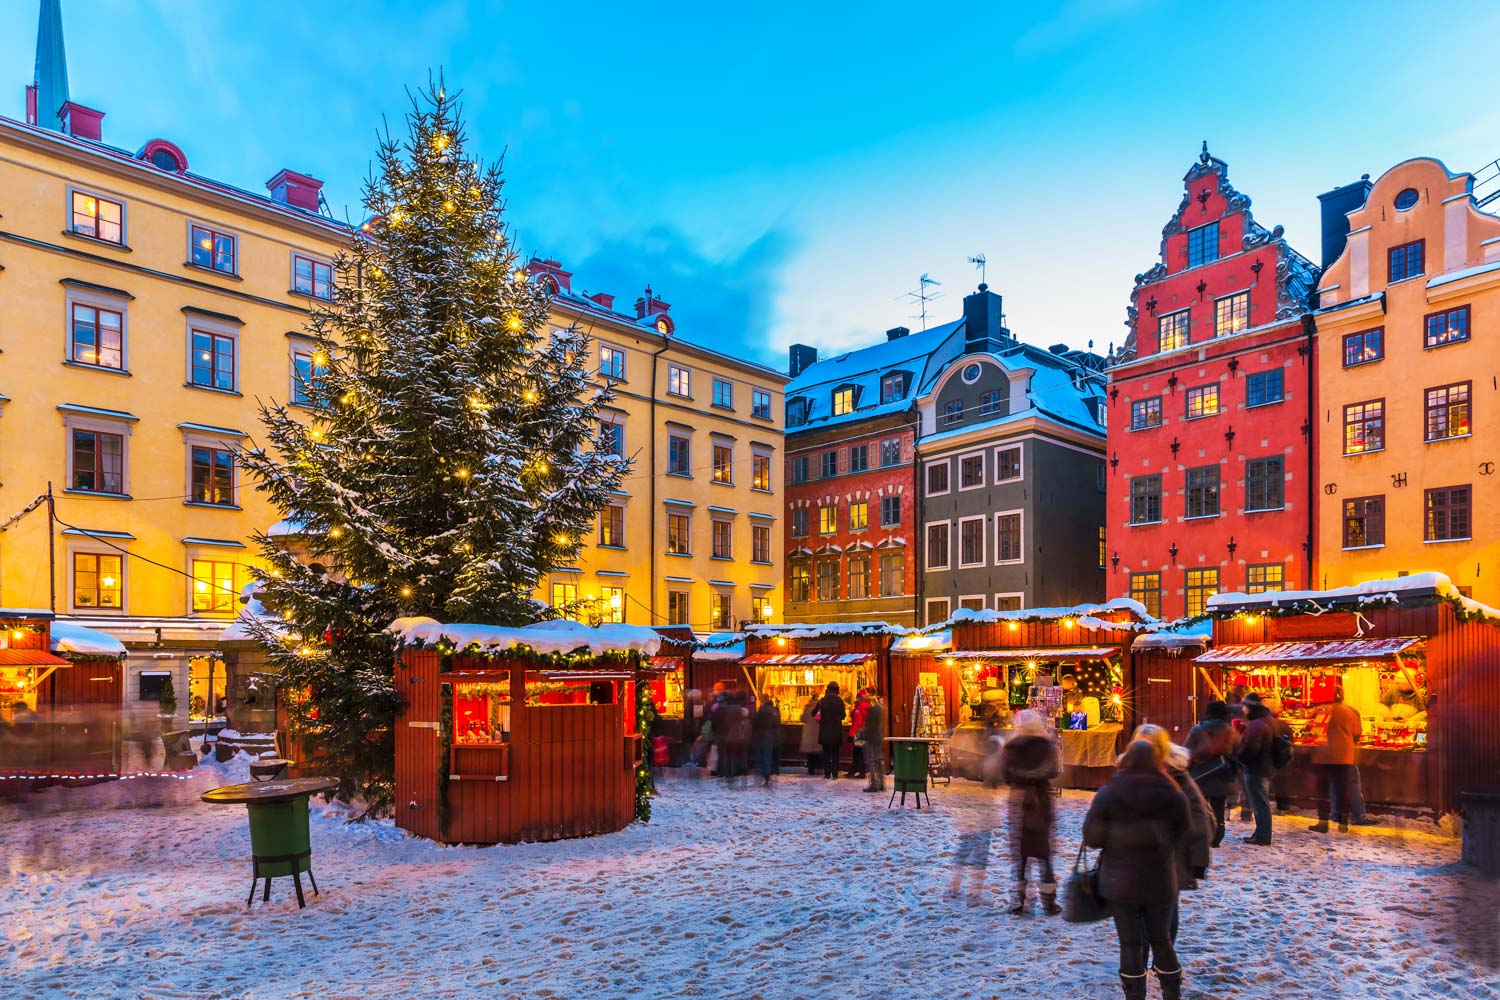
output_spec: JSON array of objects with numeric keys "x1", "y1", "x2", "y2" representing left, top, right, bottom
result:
[
  {"x1": 804, "y1": 750, "x2": 821, "y2": 775},
  {"x1": 1207, "y1": 794, "x2": 1227, "y2": 848},
  {"x1": 1015, "y1": 854, "x2": 1055, "y2": 885},
  {"x1": 1243, "y1": 772, "x2": 1273, "y2": 843},
  {"x1": 1316, "y1": 763, "x2": 1357, "y2": 823},
  {"x1": 1113, "y1": 902, "x2": 1179, "y2": 977},
  {"x1": 846, "y1": 740, "x2": 866, "y2": 777},
  {"x1": 820, "y1": 740, "x2": 841, "y2": 778},
  {"x1": 753, "y1": 743, "x2": 776, "y2": 783}
]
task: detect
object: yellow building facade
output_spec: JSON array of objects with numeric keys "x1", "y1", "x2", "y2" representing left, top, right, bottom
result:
[
  {"x1": 527, "y1": 260, "x2": 787, "y2": 632},
  {"x1": 1314, "y1": 157, "x2": 1500, "y2": 600},
  {"x1": 0, "y1": 109, "x2": 350, "y2": 710}
]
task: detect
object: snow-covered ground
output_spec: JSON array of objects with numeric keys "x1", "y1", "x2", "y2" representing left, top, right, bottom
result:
[{"x1": 3, "y1": 760, "x2": 1498, "y2": 1000}]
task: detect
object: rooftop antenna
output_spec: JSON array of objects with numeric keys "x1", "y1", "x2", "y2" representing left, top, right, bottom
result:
[
  {"x1": 903, "y1": 273, "x2": 943, "y2": 330},
  {"x1": 967, "y1": 253, "x2": 987, "y2": 286}
]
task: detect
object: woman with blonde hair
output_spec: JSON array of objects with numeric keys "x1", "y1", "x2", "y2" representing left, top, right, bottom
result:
[
  {"x1": 1001, "y1": 710, "x2": 1061, "y2": 915},
  {"x1": 1133, "y1": 724, "x2": 1214, "y2": 890}
]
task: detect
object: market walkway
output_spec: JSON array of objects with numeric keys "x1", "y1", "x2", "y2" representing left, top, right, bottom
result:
[{"x1": 2, "y1": 762, "x2": 1496, "y2": 999}]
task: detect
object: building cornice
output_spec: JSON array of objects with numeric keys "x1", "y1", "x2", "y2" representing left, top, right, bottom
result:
[
  {"x1": 550, "y1": 299, "x2": 788, "y2": 385},
  {"x1": 916, "y1": 413, "x2": 1104, "y2": 456}
]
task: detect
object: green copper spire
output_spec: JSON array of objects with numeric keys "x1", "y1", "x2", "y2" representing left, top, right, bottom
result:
[{"x1": 34, "y1": 0, "x2": 69, "y2": 130}]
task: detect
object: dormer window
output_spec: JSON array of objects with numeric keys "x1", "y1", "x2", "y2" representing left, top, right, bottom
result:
[
  {"x1": 944, "y1": 400, "x2": 964, "y2": 425},
  {"x1": 787, "y1": 398, "x2": 808, "y2": 427},
  {"x1": 832, "y1": 386, "x2": 857, "y2": 416},
  {"x1": 880, "y1": 373, "x2": 907, "y2": 404},
  {"x1": 138, "y1": 139, "x2": 188, "y2": 175}
]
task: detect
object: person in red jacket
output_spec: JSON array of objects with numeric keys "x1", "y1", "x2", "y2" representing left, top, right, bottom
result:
[
  {"x1": 845, "y1": 689, "x2": 870, "y2": 779},
  {"x1": 1309, "y1": 686, "x2": 1363, "y2": 833}
]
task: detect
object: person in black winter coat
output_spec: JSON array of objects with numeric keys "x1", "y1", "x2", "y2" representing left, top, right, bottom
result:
[
  {"x1": 751, "y1": 695, "x2": 781, "y2": 786},
  {"x1": 1083, "y1": 740, "x2": 1191, "y2": 1000},
  {"x1": 1186, "y1": 700, "x2": 1240, "y2": 848},
  {"x1": 1236, "y1": 694, "x2": 1278, "y2": 845},
  {"x1": 814, "y1": 682, "x2": 846, "y2": 779},
  {"x1": 1001, "y1": 710, "x2": 1062, "y2": 915}
]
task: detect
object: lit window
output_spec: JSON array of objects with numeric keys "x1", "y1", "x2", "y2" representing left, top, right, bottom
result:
[
  {"x1": 819, "y1": 506, "x2": 837, "y2": 534},
  {"x1": 73, "y1": 553, "x2": 122, "y2": 610},
  {"x1": 550, "y1": 581, "x2": 579, "y2": 609},
  {"x1": 1186, "y1": 222, "x2": 1219, "y2": 268},
  {"x1": 192, "y1": 559, "x2": 238, "y2": 613},
  {"x1": 1129, "y1": 573, "x2": 1161, "y2": 618},
  {"x1": 600, "y1": 586, "x2": 626, "y2": 624},
  {"x1": 667, "y1": 512, "x2": 691, "y2": 555},
  {"x1": 712, "y1": 443, "x2": 733, "y2": 484},
  {"x1": 1245, "y1": 564, "x2": 1284, "y2": 594},
  {"x1": 190, "y1": 224, "x2": 237, "y2": 274},
  {"x1": 70, "y1": 303, "x2": 124, "y2": 369},
  {"x1": 667, "y1": 365, "x2": 690, "y2": 397},
  {"x1": 1343, "y1": 496, "x2": 1384, "y2": 548},
  {"x1": 292, "y1": 254, "x2": 334, "y2": 300},
  {"x1": 711, "y1": 593, "x2": 732, "y2": 629},
  {"x1": 71, "y1": 191, "x2": 123, "y2": 244},
  {"x1": 190, "y1": 330, "x2": 235, "y2": 391},
  {"x1": 1425, "y1": 307, "x2": 1470, "y2": 349},
  {"x1": 849, "y1": 501, "x2": 869, "y2": 531},
  {"x1": 1098, "y1": 526, "x2": 1106, "y2": 569},
  {"x1": 190, "y1": 446, "x2": 235, "y2": 506},
  {"x1": 599, "y1": 345, "x2": 626, "y2": 380},
  {"x1": 1342, "y1": 328, "x2": 1383, "y2": 367},
  {"x1": 1214, "y1": 292, "x2": 1250, "y2": 336},
  {"x1": 1343, "y1": 400, "x2": 1385, "y2": 454},
  {"x1": 1184, "y1": 384, "x2": 1219, "y2": 419},
  {"x1": 833, "y1": 387, "x2": 855, "y2": 415},
  {"x1": 668, "y1": 591, "x2": 690, "y2": 624},
  {"x1": 752, "y1": 452, "x2": 772, "y2": 491},
  {"x1": 789, "y1": 563, "x2": 810, "y2": 603},
  {"x1": 1425, "y1": 382, "x2": 1471, "y2": 441},
  {"x1": 1158, "y1": 310, "x2": 1190, "y2": 352},
  {"x1": 71, "y1": 429, "x2": 124, "y2": 494},
  {"x1": 1185, "y1": 569, "x2": 1219, "y2": 617},
  {"x1": 1131, "y1": 397, "x2": 1163, "y2": 430}
]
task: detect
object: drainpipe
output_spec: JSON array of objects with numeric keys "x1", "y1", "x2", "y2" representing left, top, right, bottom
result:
[
  {"x1": 912, "y1": 409, "x2": 925, "y2": 626},
  {"x1": 1302, "y1": 313, "x2": 1316, "y2": 590},
  {"x1": 647, "y1": 332, "x2": 672, "y2": 623}
]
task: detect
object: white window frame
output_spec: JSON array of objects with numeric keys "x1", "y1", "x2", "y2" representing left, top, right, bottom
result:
[
  {"x1": 994, "y1": 509, "x2": 1025, "y2": 565},
  {"x1": 184, "y1": 312, "x2": 241, "y2": 394},
  {"x1": 994, "y1": 444, "x2": 1023, "y2": 483},
  {"x1": 598, "y1": 343, "x2": 627, "y2": 381},
  {"x1": 667, "y1": 364, "x2": 691, "y2": 398},
  {"x1": 186, "y1": 219, "x2": 240, "y2": 277},
  {"x1": 62, "y1": 409, "x2": 135, "y2": 496},
  {"x1": 994, "y1": 592, "x2": 1025, "y2": 611},
  {"x1": 66, "y1": 184, "x2": 128, "y2": 246},
  {"x1": 67, "y1": 542, "x2": 128, "y2": 615},
  {"x1": 957, "y1": 515, "x2": 986, "y2": 568},
  {"x1": 957, "y1": 594, "x2": 986, "y2": 612},
  {"x1": 925, "y1": 598, "x2": 951, "y2": 625},
  {"x1": 63, "y1": 286, "x2": 130, "y2": 372},
  {"x1": 925, "y1": 459, "x2": 951, "y2": 497},
  {"x1": 957, "y1": 450, "x2": 986, "y2": 492},
  {"x1": 925, "y1": 519, "x2": 952, "y2": 571},
  {"x1": 290, "y1": 251, "x2": 334, "y2": 300}
]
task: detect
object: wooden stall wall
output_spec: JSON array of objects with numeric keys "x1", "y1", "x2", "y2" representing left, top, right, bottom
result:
[
  {"x1": 1430, "y1": 609, "x2": 1500, "y2": 815},
  {"x1": 43, "y1": 659, "x2": 122, "y2": 707},
  {"x1": 887, "y1": 655, "x2": 962, "y2": 737},
  {"x1": 950, "y1": 612, "x2": 1136, "y2": 654},
  {"x1": 1130, "y1": 649, "x2": 1203, "y2": 744},
  {"x1": 393, "y1": 648, "x2": 443, "y2": 841}
]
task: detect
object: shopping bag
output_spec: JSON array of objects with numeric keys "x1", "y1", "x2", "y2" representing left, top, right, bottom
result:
[{"x1": 1062, "y1": 844, "x2": 1109, "y2": 924}]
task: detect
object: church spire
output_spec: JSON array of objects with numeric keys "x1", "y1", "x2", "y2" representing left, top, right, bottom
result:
[{"x1": 34, "y1": 0, "x2": 70, "y2": 131}]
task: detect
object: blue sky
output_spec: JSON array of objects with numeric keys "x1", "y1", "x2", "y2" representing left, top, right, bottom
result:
[{"x1": 5, "y1": 0, "x2": 1500, "y2": 369}]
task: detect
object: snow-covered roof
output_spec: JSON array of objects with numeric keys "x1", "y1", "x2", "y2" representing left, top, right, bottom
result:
[
  {"x1": 892, "y1": 630, "x2": 951, "y2": 654},
  {"x1": 917, "y1": 341, "x2": 1107, "y2": 441},
  {"x1": 1133, "y1": 620, "x2": 1213, "y2": 651},
  {"x1": 1207, "y1": 572, "x2": 1500, "y2": 621},
  {"x1": 694, "y1": 632, "x2": 746, "y2": 661},
  {"x1": 945, "y1": 598, "x2": 1150, "y2": 630},
  {"x1": 390, "y1": 617, "x2": 663, "y2": 657},
  {"x1": 266, "y1": 519, "x2": 307, "y2": 538},
  {"x1": 785, "y1": 320, "x2": 966, "y2": 433},
  {"x1": 218, "y1": 582, "x2": 282, "y2": 644},
  {"x1": 745, "y1": 621, "x2": 916, "y2": 640},
  {"x1": 49, "y1": 621, "x2": 127, "y2": 657}
]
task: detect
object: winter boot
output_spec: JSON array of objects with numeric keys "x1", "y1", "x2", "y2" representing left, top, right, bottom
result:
[
  {"x1": 1039, "y1": 882, "x2": 1061, "y2": 916},
  {"x1": 1118, "y1": 972, "x2": 1148, "y2": 1000},
  {"x1": 1154, "y1": 967, "x2": 1183, "y2": 1000},
  {"x1": 1308, "y1": 821, "x2": 1330, "y2": 833},
  {"x1": 1008, "y1": 884, "x2": 1028, "y2": 915}
]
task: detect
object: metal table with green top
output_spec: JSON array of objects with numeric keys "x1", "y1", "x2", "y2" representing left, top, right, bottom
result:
[
  {"x1": 202, "y1": 776, "x2": 338, "y2": 908},
  {"x1": 884, "y1": 737, "x2": 947, "y2": 809}
]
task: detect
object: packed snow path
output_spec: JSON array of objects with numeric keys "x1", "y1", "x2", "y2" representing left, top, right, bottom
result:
[{"x1": 3, "y1": 762, "x2": 1498, "y2": 1000}]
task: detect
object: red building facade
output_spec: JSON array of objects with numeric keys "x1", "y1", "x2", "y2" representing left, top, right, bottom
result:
[{"x1": 1106, "y1": 146, "x2": 1319, "y2": 619}]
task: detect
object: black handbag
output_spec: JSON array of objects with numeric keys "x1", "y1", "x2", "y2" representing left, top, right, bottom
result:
[{"x1": 1062, "y1": 844, "x2": 1110, "y2": 924}]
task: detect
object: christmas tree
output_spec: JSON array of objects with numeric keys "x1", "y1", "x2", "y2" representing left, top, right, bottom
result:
[{"x1": 237, "y1": 81, "x2": 627, "y2": 815}]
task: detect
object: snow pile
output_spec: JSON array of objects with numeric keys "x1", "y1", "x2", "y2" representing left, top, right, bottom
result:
[
  {"x1": 892, "y1": 629, "x2": 952, "y2": 653},
  {"x1": 219, "y1": 581, "x2": 277, "y2": 643},
  {"x1": 48, "y1": 621, "x2": 126, "y2": 658},
  {"x1": 946, "y1": 597, "x2": 1150, "y2": 630},
  {"x1": 694, "y1": 632, "x2": 746, "y2": 661},
  {"x1": 390, "y1": 617, "x2": 663, "y2": 657},
  {"x1": 265, "y1": 518, "x2": 307, "y2": 537},
  {"x1": 745, "y1": 621, "x2": 915, "y2": 639},
  {"x1": 1208, "y1": 571, "x2": 1500, "y2": 621},
  {"x1": 1133, "y1": 619, "x2": 1213, "y2": 651}
]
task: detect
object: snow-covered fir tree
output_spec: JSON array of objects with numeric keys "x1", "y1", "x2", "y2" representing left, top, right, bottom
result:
[{"x1": 238, "y1": 81, "x2": 627, "y2": 813}]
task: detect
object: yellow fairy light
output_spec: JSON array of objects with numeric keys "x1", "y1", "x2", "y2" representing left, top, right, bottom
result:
[
  {"x1": 310, "y1": 428, "x2": 323, "y2": 440},
  {"x1": 455, "y1": 468, "x2": 470, "y2": 479},
  {"x1": 312, "y1": 352, "x2": 328, "y2": 366},
  {"x1": 329, "y1": 527, "x2": 343, "y2": 538},
  {"x1": 1064, "y1": 618, "x2": 1076, "y2": 629},
  {"x1": 443, "y1": 200, "x2": 456, "y2": 213},
  {"x1": 554, "y1": 533, "x2": 571, "y2": 546},
  {"x1": 433, "y1": 134, "x2": 450, "y2": 151},
  {"x1": 513, "y1": 270, "x2": 526, "y2": 282},
  {"x1": 10, "y1": 629, "x2": 24, "y2": 641},
  {"x1": 400, "y1": 586, "x2": 412, "y2": 598},
  {"x1": 507, "y1": 316, "x2": 522, "y2": 331},
  {"x1": 389, "y1": 209, "x2": 404, "y2": 224},
  {"x1": 1007, "y1": 621, "x2": 1019, "y2": 632},
  {"x1": 535, "y1": 460, "x2": 549, "y2": 474},
  {"x1": 524, "y1": 390, "x2": 537, "y2": 402}
]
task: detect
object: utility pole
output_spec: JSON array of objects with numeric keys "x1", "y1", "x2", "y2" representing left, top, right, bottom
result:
[{"x1": 46, "y1": 482, "x2": 56, "y2": 613}]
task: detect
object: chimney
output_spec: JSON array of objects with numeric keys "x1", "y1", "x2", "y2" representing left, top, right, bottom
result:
[
  {"x1": 1317, "y1": 175, "x2": 1372, "y2": 270},
  {"x1": 886, "y1": 326, "x2": 910, "y2": 341},
  {"x1": 59, "y1": 100, "x2": 102, "y2": 141},
  {"x1": 1048, "y1": 343, "x2": 1070, "y2": 355},
  {"x1": 789, "y1": 344, "x2": 819, "y2": 378},
  {"x1": 634, "y1": 284, "x2": 670, "y2": 320},
  {"x1": 587, "y1": 291, "x2": 615, "y2": 310},
  {"x1": 525, "y1": 257, "x2": 572, "y2": 294},
  {"x1": 962, "y1": 284, "x2": 1006, "y2": 355},
  {"x1": 267, "y1": 169, "x2": 325, "y2": 213}
]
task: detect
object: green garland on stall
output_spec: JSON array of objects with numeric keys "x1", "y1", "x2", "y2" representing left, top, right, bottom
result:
[
  {"x1": 635, "y1": 671, "x2": 656, "y2": 823},
  {"x1": 438, "y1": 681, "x2": 453, "y2": 841},
  {"x1": 405, "y1": 637, "x2": 649, "y2": 671},
  {"x1": 1187, "y1": 590, "x2": 1500, "y2": 629}
]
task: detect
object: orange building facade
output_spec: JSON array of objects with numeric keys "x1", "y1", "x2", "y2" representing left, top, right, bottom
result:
[{"x1": 1314, "y1": 158, "x2": 1500, "y2": 600}]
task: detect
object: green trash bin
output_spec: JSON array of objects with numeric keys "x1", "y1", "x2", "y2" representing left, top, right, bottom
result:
[
  {"x1": 203, "y1": 776, "x2": 338, "y2": 908},
  {"x1": 889, "y1": 739, "x2": 931, "y2": 809}
]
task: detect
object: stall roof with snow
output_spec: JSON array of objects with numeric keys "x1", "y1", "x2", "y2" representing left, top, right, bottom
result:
[
  {"x1": 390, "y1": 617, "x2": 663, "y2": 657},
  {"x1": 693, "y1": 632, "x2": 746, "y2": 661},
  {"x1": 1207, "y1": 572, "x2": 1500, "y2": 623},
  {"x1": 49, "y1": 620, "x2": 128, "y2": 659}
]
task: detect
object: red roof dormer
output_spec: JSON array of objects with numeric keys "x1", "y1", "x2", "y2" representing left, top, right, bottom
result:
[
  {"x1": 267, "y1": 168, "x2": 324, "y2": 213},
  {"x1": 526, "y1": 258, "x2": 572, "y2": 295}
]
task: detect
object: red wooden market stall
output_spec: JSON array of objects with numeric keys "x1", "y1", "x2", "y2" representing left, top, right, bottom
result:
[
  {"x1": 391, "y1": 618, "x2": 663, "y2": 844},
  {"x1": 1190, "y1": 573, "x2": 1500, "y2": 818}
]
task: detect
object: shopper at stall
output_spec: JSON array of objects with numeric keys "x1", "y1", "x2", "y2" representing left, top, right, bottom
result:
[
  {"x1": 722, "y1": 691, "x2": 752, "y2": 788},
  {"x1": 1309, "y1": 687, "x2": 1362, "y2": 833},
  {"x1": 859, "y1": 687, "x2": 887, "y2": 792},
  {"x1": 815, "y1": 682, "x2": 846, "y2": 780},
  {"x1": 1083, "y1": 739, "x2": 1190, "y2": 1000},
  {"x1": 1236, "y1": 693, "x2": 1278, "y2": 845},
  {"x1": 1001, "y1": 710, "x2": 1062, "y2": 916},
  {"x1": 1186, "y1": 700, "x2": 1240, "y2": 848},
  {"x1": 846, "y1": 689, "x2": 870, "y2": 779},
  {"x1": 799, "y1": 695, "x2": 822, "y2": 776},
  {"x1": 752, "y1": 694, "x2": 781, "y2": 787},
  {"x1": 1134, "y1": 724, "x2": 1212, "y2": 893}
]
